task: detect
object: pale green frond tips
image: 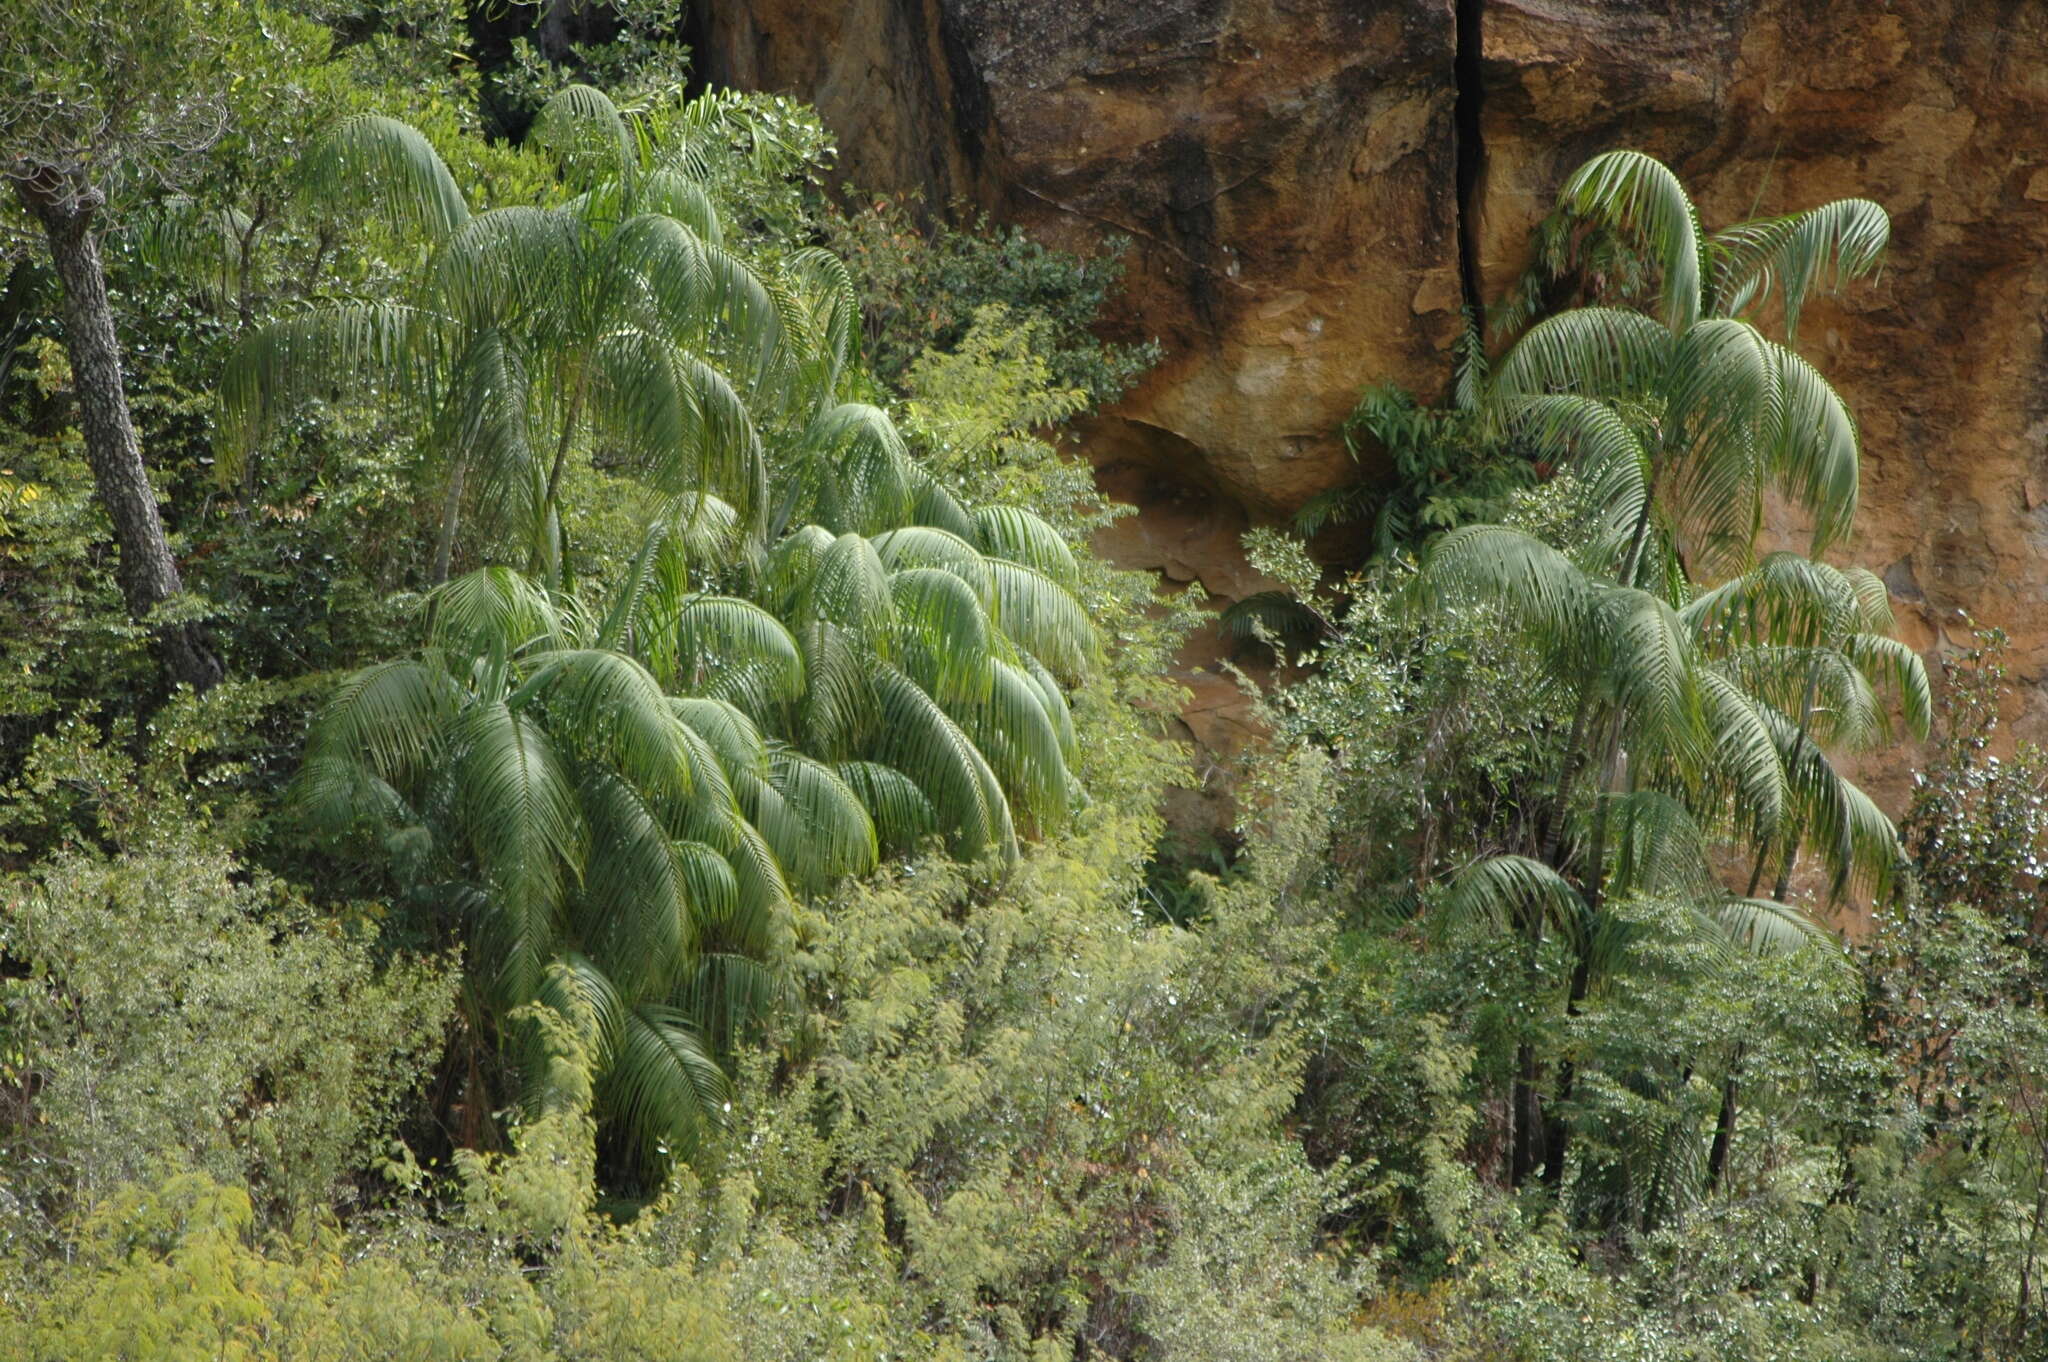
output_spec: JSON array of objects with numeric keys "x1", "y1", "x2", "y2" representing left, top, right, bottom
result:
[
  {"x1": 1702, "y1": 897, "x2": 1825, "y2": 955},
  {"x1": 892, "y1": 567, "x2": 993, "y2": 700},
  {"x1": 216, "y1": 302, "x2": 419, "y2": 477},
  {"x1": 871, "y1": 666, "x2": 1017, "y2": 864},
  {"x1": 1713, "y1": 197, "x2": 1889, "y2": 341},
  {"x1": 1846, "y1": 633, "x2": 1933, "y2": 741},
  {"x1": 970, "y1": 505, "x2": 1080, "y2": 585},
  {"x1": 301, "y1": 658, "x2": 464, "y2": 781},
  {"x1": 530, "y1": 84, "x2": 636, "y2": 198},
  {"x1": 1760, "y1": 341, "x2": 1860, "y2": 554},
  {"x1": 636, "y1": 170, "x2": 724, "y2": 245},
  {"x1": 1559, "y1": 149, "x2": 1706, "y2": 331},
  {"x1": 601, "y1": 1002, "x2": 732, "y2": 1168},
  {"x1": 762, "y1": 752, "x2": 880, "y2": 889},
  {"x1": 985, "y1": 560, "x2": 1097, "y2": 684},
  {"x1": 1696, "y1": 669, "x2": 1788, "y2": 836},
  {"x1": 1422, "y1": 525, "x2": 1590, "y2": 638},
  {"x1": 302, "y1": 114, "x2": 471, "y2": 240},
  {"x1": 973, "y1": 660, "x2": 1078, "y2": 829},
  {"x1": 427, "y1": 567, "x2": 560, "y2": 658},
  {"x1": 1491, "y1": 307, "x2": 1671, "y2": 401},
  {"x1": 671, "y1": 696, "x2": 771, "y2": 778},
  {"x1": 835, "y1": 761, "x2": 938, "y2": 852},
  {"x1": 452, "y1": 703, "x2": 586, "y2": 1003},
  {"x1": 662, "y1": 597, "x2": 805, "y2": 704},
  {"x1": 801, "y1": 403, "x2": 915, "y2": 532},
  {"x1": 870, "y1": 524, "x2": 991, "y2": 588},
  {"x1": 1437, "y1": 854, "x2": 1587, "y2": 943},
  {"x1": 512, "y1": 648, "x2": 701, "y2": 803},
  {"x1": 809, "y1": 532, "x2": 900, "y2": 637},
  {"x1": 783, "y1": 246, "x2": 864, "y2": 387}
]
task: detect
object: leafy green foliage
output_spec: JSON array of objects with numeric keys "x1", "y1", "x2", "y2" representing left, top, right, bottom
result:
[
  {"x1": 826, "y1": 194, "x2": 1159, "y2": 406},
  {"x1": 2, "y1": 21, "x2": 2041, "y2": 1358}
]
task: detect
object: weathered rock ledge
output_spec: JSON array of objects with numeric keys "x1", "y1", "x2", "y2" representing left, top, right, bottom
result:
[{"x1": 691, "y1": 0, "x2": 2048, "y2": 824}]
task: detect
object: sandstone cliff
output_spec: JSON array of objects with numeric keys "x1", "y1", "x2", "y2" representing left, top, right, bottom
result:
[{"x1": 689, "y1": 0, "x2": 2048, "y2": 823}]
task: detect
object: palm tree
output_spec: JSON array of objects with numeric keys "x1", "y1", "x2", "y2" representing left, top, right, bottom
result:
[
  {"x1": 220, "y1": 86, "x2": 822, "y2": 585},
  {"x1": 1686, "y1": 551, "x2": 1930, "y2": 902},
  {"x1": 1492, "y1": 149, "x2": 1887, "y2": 587},
  {"x1": 294, "y1": 492, "x2": 1093, "y2": 1167},
  {"x1": 1406, "y1": 150, "x2": 1903, "y2": 1188},
  {"x1": 291, "y1": 565, "x2": 796, "y2": 1166}
]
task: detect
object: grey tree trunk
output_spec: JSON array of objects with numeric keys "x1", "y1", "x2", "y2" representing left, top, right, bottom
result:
[{"x1": 15, "y1": 172, "x2": 223, "y2": 692}]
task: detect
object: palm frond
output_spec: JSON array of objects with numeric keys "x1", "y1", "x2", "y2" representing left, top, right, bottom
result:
[
  {"x1": 1559, "y1": 149, "x2": 1707, "y2": 330},
  {"x1": 1492, "y1": 306, "x2": 1672, "y2": 400},
  {"x1": 985, "y1": 560, "x2": 1097, "y2": 684},
  {"x1": 452, "y1": 701, "x2": 584, "y2": 1003},
  {"x1": 303, "y1": 113, "x2": 471, "y2": 239},
  {"x1": 1699, "y1": 896, "x2": 1825, "y2": 955},
  {"x1": 602, "y1": 1002, "x2": 731, "y2": 1168},
  {"x1": 871, "y1": 666, "x2": 1015, "y2": 862},
  {"x1": 834, "y1": 761, "x2": 937, "y2": 852},
  {"x1": 427, "y1": 567, "x2": 561, "y2": 658},
  {"x1": 300, "y1": 658, "x2": 464, "y2": 784},
  {"x1": 217, "y1": 302, "x2": 423, "y2": 472},
  {"x1": 1437, "y1": 854, "x2": 1588, "y2": 945},
  {"x1": 1711, "y1": 197, "x2": 1888, "y2": 338},
  {"x1": 530, "y1": 84, "x2": 635, "y2": 197},
  {"x1": 969, "y1": 505, "x2": 1080, "y2": 585}
]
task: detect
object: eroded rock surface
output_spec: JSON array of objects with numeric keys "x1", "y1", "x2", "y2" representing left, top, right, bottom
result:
[{"x1": 692, "y1": 0, "x2": 2048, "y2": 820}]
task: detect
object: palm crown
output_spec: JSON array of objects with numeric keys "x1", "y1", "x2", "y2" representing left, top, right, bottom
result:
[
  {"x1": 1403, "y1": 150, "x2": 1916, "y2": 1193},
  {"x1": 255, "y1": 90, "x2": 1100, "y2": 1170},
  {"x1": 221, "y1": 85, "x2": 852, "y2": 584}
]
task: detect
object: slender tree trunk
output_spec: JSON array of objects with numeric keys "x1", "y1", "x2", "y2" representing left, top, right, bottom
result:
[
  {"x1": 1542, "y1": 718, "x2": 1628, "y2": 1186},
  {"x1": 1538, "y1": 690, "x2": 1595, "y2": 866},
  {"x1": 1770, "y1": 832, "x2": 1805, "y2": 904},
  {"x1": 1617, "y1": 470, "x2": 1659, "y2": 589},
  {"x1": 15, "y1": 172, "x2": 222, "y2": 692},
  {"x1": 1511, "y1": 903, "x2": 1547, "y2": 1188},
  {"x1": 1745, "y1": 837, "x2": 1772, "y2": 897},
  {"x1": 1704, "y1": 1044, "x2": 1744, "y2": 1194},
  {"x1": 1765, "y1": 660, "x2": 1825, "y2": 899},
  {"x1": 532, "y1": 367, "x2": 587, "y2": 580},
  {"x1": 433, "y1": 456, "x2": 468, "y2": 586},
  {"x1": 1512, "y1": 1042, "x2": 1543, "y2": 1188}
]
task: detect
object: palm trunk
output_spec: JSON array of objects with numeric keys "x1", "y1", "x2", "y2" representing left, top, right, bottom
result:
[
  {"x1": 1745, "y1": 838, "x2": 1772, "y2": 897},
  {"x1": 1539, "y1": 691, "x2": 1596, "y2": 866},
  {"x1": 1543, "y1": 717, "x2": 1628, "y2": 1186},
  {"x1": 432, "y1": 456, "x2": 467, "y2": 586},
  {"x1": 1767, "y1": 665, "x2": 1825, "y2": 901},
  {"x1": 16, "y1": 171, "x2": 222, "y2": 693},
  {"x1": 1770, "y1": 833, "x2": 1805, "y2": 903},
  {"x1": 1704, "y1": 1044, "x2": 1745, "y2": 1194},
  {"x1": 532, "y1": 368, "x2": 587, "y2": 580},
  {"x1": 1617, "y1": 473, "x2": 1658, "y2": 589},
  {"x1": 1511, "y1": 899, "x2": 1547, "y2": 1188},
  {"x1": 1512, "y1": 1042, "x2": 1543, "y2": 1188}
]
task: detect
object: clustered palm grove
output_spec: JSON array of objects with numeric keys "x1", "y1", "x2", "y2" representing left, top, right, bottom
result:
[{"x1": 3, "y1": 5, "x2": 2046, "y2": 1362}]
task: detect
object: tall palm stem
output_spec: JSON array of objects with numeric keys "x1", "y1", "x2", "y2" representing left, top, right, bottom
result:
[
  {"x1": 1704, "y1": 1042, "x2": 1746, "y2": 1194},
  {"x1": 433, "y1": 455, "x2": 467, "y2": 586},
  {"x1": 533, "y1": 365, "x2": 589, "y2": 578},
  {"x1": 1539, "y1": 690, "x2": 1595, "y2": 866},
  {"x1": 1769, "y1": 661, "x2": 1825, "y2": 899},
  {"x1": 1616, "y1": 444, "x2": 1663, "y2": 590},
  {"x1": 1542, "y1": 714, "x2": 1627, "y2": 1186}
]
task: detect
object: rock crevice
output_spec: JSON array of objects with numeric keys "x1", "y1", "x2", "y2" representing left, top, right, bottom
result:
[{"x1": 694, "y1": 0, "x2": 2048, "y2": 818}]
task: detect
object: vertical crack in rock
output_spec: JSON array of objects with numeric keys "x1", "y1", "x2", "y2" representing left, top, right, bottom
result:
[{"x1": 1452, "y1": 0, "x2": 1486, "y2": 316}]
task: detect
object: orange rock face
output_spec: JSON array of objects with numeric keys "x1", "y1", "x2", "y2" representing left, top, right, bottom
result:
[{"x1": 695, "y1": 0, "x2": 2048, "y2": 820}]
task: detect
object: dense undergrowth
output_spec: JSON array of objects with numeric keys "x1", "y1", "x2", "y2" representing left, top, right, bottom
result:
[{"x1": 2, "y1": 4, "x2": 2046, "y2": 1360}]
